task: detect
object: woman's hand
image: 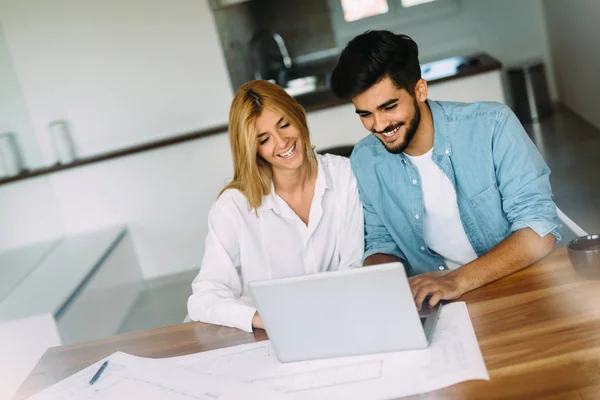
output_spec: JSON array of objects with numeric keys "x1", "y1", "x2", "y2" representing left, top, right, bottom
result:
[{"x1": 252, "y1": 312, "x2": 265, "y2": 330}]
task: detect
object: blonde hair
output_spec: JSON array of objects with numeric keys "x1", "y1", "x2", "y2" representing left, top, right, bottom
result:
[{"x1": 221, "y1": 80, "x2": 318, "y2": 211}]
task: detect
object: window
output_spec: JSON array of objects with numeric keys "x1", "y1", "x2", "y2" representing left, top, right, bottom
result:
[
  {"x1": 401, "y1": 0, "x2": 437, "y2": 7},
  {"x1": 329, "y1": 0, "x2": 459, "y2": 48},
  {"x1": 341, "y1": 0, "x2": 389, "y2": 22}
]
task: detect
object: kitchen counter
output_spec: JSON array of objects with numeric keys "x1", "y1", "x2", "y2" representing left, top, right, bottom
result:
[
  {"x1": 0, "y1": 53, "x2": 501, "y2": 187},
  {"x1": 297, "y1": 52, "x2": 502, "y2": 112}
]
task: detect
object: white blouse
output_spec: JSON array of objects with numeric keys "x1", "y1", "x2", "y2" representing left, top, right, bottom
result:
[{"x1": 188, "y1": 154, "x2": 364, "y2": 332}]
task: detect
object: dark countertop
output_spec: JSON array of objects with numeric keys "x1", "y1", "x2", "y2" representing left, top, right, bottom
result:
[
  {"x1": 297, "y1": 52, "x2": 502, "y2": 112},
  {"x1": 0, "y1": 53, "x2": 501, "y2": 187}
]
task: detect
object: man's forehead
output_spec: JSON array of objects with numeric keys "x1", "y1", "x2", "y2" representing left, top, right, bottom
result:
[{"x1": 352, "y1": 79, "x2": 406, "y2": 110}]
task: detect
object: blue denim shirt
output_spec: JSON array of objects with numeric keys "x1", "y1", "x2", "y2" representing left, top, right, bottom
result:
[{"x1": 351, "y1": 100, "x2": 560, "y2": 276}]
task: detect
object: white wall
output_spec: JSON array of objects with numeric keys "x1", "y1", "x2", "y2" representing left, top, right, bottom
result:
[
  {"x1": 0, "y1": 72, "x2": 503, "y2": 279},
  {"x1": 543, "y1": 0, "x2": 600, "y2": 129},
  {"x1": 0, "y1": 24, "x2": 41, "y2": 169},
  {"x1": 330, "y1": 0, "x2": 558, "y2": 103},
  {"x1": 0, "y1": 0, "x2": 513, "y2": 279},
  {"x1": 0, "y1": 0, "x2": 233, "y2": 167},
  {"x1": 0, "y1": 178, "x2": 63, "y2": 252}
]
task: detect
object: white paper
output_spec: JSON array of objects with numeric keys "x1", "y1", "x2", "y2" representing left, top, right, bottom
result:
[
  {"x1": 166, "y1": 302, "x2": 488, "y2": 399},
  {"x1": 28, "y1": 351, "x2": 285, "y2": 400}
]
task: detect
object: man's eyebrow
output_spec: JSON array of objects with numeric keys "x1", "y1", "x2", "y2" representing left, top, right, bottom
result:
[
  {"x1": 354, "y1": 98, "x2": 399, "y2": 115},
  {"x1": 377, "y1": 98, "x2": 398, "y2": 109}
]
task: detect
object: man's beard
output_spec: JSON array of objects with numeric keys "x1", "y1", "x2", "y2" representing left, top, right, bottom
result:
[{"x1": 376, "y1": 100, "x2": 421, "y2": 155}]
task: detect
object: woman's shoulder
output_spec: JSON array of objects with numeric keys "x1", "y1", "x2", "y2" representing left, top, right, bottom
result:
[
  {"x1": 211, "y1": 188, "x2": 252, "y2": 217},
  {"x1": 317, "y1": 153, "x2": 355, "y2": 185},
  {"x1": 317, "y1": 153, "x2": 352, "y2": 175}
]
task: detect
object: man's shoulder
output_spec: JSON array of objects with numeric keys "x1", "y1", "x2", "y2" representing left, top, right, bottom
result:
[
  {"x1": 432, "y1": 100, "x2": 509, "y2": 122},
  {"x1": 351, "y1": 134, "x2": 384, "y2": 162}
]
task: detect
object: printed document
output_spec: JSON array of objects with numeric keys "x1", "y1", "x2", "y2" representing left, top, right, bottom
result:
[{"x1": 167, "y1": 302, "x2": 488, "y2": 399}]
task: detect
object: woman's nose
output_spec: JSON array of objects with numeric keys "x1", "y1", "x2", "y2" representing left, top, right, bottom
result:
[{"x1": 272, "y1": 132, "x2": 288, "y2": 148}]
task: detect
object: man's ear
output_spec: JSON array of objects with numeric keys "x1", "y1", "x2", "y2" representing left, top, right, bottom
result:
[{"x1": 415, "y1": 79, "x2": 428, "y2": 102}]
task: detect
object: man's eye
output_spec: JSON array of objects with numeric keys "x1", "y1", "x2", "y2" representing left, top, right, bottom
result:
[
  {"x1": 359, "y1": 113, "x2": 370, "y2": 118},
  {"x1": 384, "y1": 104, "x2": 397, "y2": 111}
]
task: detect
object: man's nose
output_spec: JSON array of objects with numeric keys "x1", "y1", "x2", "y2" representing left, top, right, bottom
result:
[{"x1": 372, "y1": 114, "x2": 390, "y2": 133}]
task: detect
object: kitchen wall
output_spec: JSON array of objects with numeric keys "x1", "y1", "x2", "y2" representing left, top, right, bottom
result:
[
  {"x1": 0, "y1": 23, "x2": 41, "y2": 170},
  {"x1": 0, "y1": 70, "x2": 504, "y2": 278},
  {"x1": 211, "y1": 1, "x2": 258, "y2": 90},
  {"x1": 0, "y1": 0, "x2": 233, "y2": 169},
  {"x1": 213, "y1": 0, "x2": 559, "y2": 104},
  {"x1": 329, "y1": 0, "x2": 558, "y2": 104},
  {"x1": 251, "y1": 0, "x2": 336, "y2": 59},
  {"x1": 212, "y1": 0, "x2": 337, "y2": 90},
  {"x1": 543, "y1": 0, "x2": 600, "y2": 129},
  {"x1": 0, "y1": 0, "x2": 557, "y2": 279}
]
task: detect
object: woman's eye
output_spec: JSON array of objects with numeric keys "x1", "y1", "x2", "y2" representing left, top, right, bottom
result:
[
  {"x1": 259, "y1": 137, "x2": 269, "y2": 145},
  {"x1": 280, "y1": 122, "x2": 290, "y2": 129}
]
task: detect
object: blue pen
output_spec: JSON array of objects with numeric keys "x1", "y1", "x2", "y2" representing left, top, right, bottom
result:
[{"x1": 89, "y1": 361, "x2": 109, "y2": 385}]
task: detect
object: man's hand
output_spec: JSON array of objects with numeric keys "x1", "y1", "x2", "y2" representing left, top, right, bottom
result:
[
  {"x1": 252, "y1": 312, "x2": 264, "y2": 330},
  {"x1": 409, "y1": 229, "x2": 556, "y2": 309},
  {"x1": 364, "y1": 253, "x2": 399, "y2": 266},
  {"x1": 409, "y1": 271, "x2": 465, "y2": 310}
]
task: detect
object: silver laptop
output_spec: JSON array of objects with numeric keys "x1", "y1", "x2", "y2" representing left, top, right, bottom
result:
[{"x1": 249, "y1": 262, "x2": 441, "y2": 363}]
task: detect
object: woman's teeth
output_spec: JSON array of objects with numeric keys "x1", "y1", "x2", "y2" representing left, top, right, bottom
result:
[
  {"x1": 382, "y1": 125, "x2": 401, "y2": 137},
  {"x1": 278, "y1": 143, "x2": 296, "y2": 158}
]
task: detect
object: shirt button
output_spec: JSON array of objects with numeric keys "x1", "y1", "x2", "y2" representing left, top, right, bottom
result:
[
  {"x1": 415, "y1": 214, "x2": 420, "y2": 220},
  {"x1": 444, "y1": 149, "x2": 450, "y2": 155},
  {"x1": 412, "y1": 179, "x2": 417, "y2": 185},
  {"x1": 438, "y1": 265, "x2": 445, "y2": 271}
]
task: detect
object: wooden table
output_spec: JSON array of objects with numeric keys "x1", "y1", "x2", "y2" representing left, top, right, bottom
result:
[{"x1": 14, "y1": 249, "x2": 600, "y2": 399}]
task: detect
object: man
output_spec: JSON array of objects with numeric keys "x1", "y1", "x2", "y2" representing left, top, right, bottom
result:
[{"x1": 330, "y1": 31, "x2": 560, "y2": 309}]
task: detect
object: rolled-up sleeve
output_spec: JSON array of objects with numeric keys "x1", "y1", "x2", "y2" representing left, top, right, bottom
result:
[
  {"x1": 351, "y1": 151, "x2": 405, "y2": 262},
  {"x1": 492, "y1": 106, "x2": 561, "y2": 241},
  {"x1": 187, "y1": 200, "x2": 257, "y2": 332}
]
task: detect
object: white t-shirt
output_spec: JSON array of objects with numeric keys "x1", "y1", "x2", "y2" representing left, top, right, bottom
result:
[
  {"x1": 405, "y1": 149, "x2": 477, "y2": 270},
  {"x1": 188, "y1": 154, "x2": 364, "y2": 332}
]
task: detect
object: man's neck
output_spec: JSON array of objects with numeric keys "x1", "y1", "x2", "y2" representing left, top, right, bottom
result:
[{"x1": 404, "y1": 102, "x2": 434, "y2": 156}]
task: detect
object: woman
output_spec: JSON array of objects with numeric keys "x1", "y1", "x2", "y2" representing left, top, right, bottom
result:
[{"x1": 187, "y1": 80, "x2": 364, "y2": 332}]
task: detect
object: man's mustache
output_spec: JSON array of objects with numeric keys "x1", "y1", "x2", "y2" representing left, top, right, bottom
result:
[{"x1": 373, "y1": 122, "x2": 403, "y2": 134}]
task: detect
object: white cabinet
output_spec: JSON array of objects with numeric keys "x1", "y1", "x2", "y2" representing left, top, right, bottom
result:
[
  {"x1": 427, "y1": 71, "x2": 505, "y2": 104},
  {"x1": 0, "y1": 226, "x2": 144, "y2": 345}
]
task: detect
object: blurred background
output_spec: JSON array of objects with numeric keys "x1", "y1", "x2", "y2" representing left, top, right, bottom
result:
[{"x1": 0, "y1": 1, "x2": 598, "y2": 395}]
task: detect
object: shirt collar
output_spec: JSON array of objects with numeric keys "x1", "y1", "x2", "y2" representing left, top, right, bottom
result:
[
  {"x1": 427, "y1": 99, "x2": 453, "y2": 157},
  {"x1": 252, "y1": 153, "x2": 331, "y2": 215},
  {"x1": 397, "y1": 99, "x2": 452, "y2": 164}
]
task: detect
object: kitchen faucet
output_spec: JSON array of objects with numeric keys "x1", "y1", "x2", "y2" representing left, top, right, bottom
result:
[{"x1": 248, "y1": 30, "x2": 292, "y2": 85}]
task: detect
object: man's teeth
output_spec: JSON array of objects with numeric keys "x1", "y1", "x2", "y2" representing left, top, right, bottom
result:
[
  {"x1": 382, "y1": 125, "x2": 400, "y2": 137},
  {"x1": 278, "y1": 144, "x2": 296, "y2": 158}
]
